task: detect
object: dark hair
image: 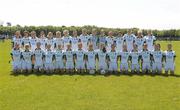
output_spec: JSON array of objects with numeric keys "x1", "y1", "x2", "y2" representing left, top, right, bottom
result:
[
  {"x1": 157, "y1": 43, "x2": 161, "y2": 48},
  {"x1": 102, "y1": 47, "x2": 106, "y2": 53}
]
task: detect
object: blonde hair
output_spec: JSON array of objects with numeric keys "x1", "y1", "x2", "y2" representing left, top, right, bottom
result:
[
  {"x1": 138, "y1": 30, "x2": 142, "y2": 34},
  {"x1": 56, "y1": 31, "x2": 61, "y2": 34},
  {"x1": 47, "y1": 32, "x2": 53, "y2": 37},
  {"x1": 63, "y1": 30, "x2": 69, "y2": 35}
]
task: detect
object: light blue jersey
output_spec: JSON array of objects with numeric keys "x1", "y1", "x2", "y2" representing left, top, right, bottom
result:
[
  {"x1": 123, "y1": 34, "x2": 136, "y2": 52},
  {"x1": 151, "y1": 51, "x2": 163, "y2": 63},
  {"x1": 107, "y1": 51, "x2": 118, "y2": 62},
  {"x1": 79, "y1": 34, "x2": 90, "y2": 51},
  {"x1": 144, "y1": 35, "x2": 156, "y2": 51},
  {"x1": 115, "y1": 37, "x2": 124, "y2": 52},
  {"x1": 140, "y1": 50, "x2": 151, "y2": 63},
  {"x1": 75, "y1": 50, "x2": 85, "y2": 62},
  {"x1": 130, "y1": 51, "x2": 140, "y2": 64},
  {"x1": 134, "y1": 37, "x2": 145, "y2": 52},
  {"x1": 164, "y1": 50, "x2": 175, "y2": 63},
  {"x1": 22, "y1": 50, "x2": 33, "y2": 63},
  {"x1": 44, "y1": 50, "x2": 54, "y2": 63},
  {"x1": 11, "y1": 49, "x2": 22, "y2": 62},
  {"x1": 64, "y1": 50, "x2": 74, "y2": 62},
  {"x1": 54, "y1": 50, "x2": 64, "y2": 62},
  {"x1": 120, "y1": 51, "x2": 129, "y2": 64}
]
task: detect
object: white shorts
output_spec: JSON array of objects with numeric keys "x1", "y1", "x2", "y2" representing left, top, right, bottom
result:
[
  {"x1": 99, "y1": 62, "x2": 107, "y2": 70},
  {"x1": 147, "y1": 46, "x2": 154, "y2": 51},
  {"x1": 106, "y1": 46, "x2": 111, "y2": 52},
  {"x1": 116, "y1": 48, "x2": 122, "y2": 53},
  {"x1": 165, "y1": 62, "x2": 175, "y2": 71},
  {"x1": 22, "y1": 61, "x2": 32, "y2": 70},
  {"x1": 55, "y1": 61, "x2": 64, "y2": 69},
  {"x1": 12, "y1": 61, "x2": 21, "y2": 70},
  {"x1": 127, "y1": 46, "x2": 133, "y2": 52},
  {"x1": 86, "y1": 62, "x2": 96, "y2": 70},
  {"x1": 31, "y1": 45, "x2": 36, "y2": 51},
  {"x1": 109, "y1": 62, "x2": 117, "y2": 71},
  {"x1": 45, "y1": 63, "x2": 54, "y2": 70},
  {"x1": 152, "y1": 62, "x2": 162, "y2": 71},
  {"x1": 138, "y1": 47, "x2": 143, "y2": 52},
  {"x1": 131, "y1": 64, "x2": 140, "y2": 70},
  {"x1": 34, "y1": 61, "x2": 43, "y2": 69},
  {"x1": 76, "y1": 61, "x2": 85, "y2": 69},
  {"x1": 120, "y1": 63, "x2": 128, "y2": 70},
  {"x1": 142, "y1": 62, "x2": 151, "y2": 70},
  {"x1": 66, "y1": 61, "x2": 74, "y2": 69}
]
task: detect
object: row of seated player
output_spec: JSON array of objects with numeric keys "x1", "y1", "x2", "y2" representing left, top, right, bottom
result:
[{"x1": 11, "y1": 42, "x2": 175, "y2": 75}]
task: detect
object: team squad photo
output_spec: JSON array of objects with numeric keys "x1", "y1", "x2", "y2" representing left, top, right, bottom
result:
[
  {"x1": 1, "y1": 0, "x2": 180, "y2": 109},
  {"x1": 11, "y1": 29, "x2": 176, "y2": 75}
]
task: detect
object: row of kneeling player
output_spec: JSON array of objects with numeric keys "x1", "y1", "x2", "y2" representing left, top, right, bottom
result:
[{"x1": 11, "y1": 41, "x2": 176, "y2": 75}]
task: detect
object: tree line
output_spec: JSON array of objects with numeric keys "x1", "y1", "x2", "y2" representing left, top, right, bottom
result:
[{"x1": 0, "y1": 25, "x2": 180, "y2": 38}]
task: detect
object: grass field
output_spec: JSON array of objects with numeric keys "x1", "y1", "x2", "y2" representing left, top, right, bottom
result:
[{"x1": 0, "y1": 40, "x2": 180, "y2": 110}]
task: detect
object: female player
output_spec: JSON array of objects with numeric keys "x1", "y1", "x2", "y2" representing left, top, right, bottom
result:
[
  {"x1": 44, "y1": 44, "x2": 55, "y2": 74},
  {"x1": 74, "y1": 42, "x2": 86, "y2": 73},
  {"x1": 85, "y1": 43, "x2": 97, "y2": 74},
  {"x1": 21, "y1": 44, "x2": 33, "y2": 73},
  {"x1": 119, "y1": 44, "x2": 130, "y2": 74},
  {"x1": 164, "y1": 44, "x2": 176, "y2": 75},
  {"x1": 107, "y1": 43, "x2": 118, "y2": 74},
  {"x1": 29, "y1": 31, "x2": 38, "y2": 52},
  {"x1": 64, "y1": 44, "x2": 74, "y2": 74},
  {"x1": 97, "y1": 43, "x2": 108, "y2": 74},
  {"x1": 11, "y1": 44, "x2": 22, "y2": 73},
  {"x1": 54, "y1": 44, "x2": 64, "y2": 73}
]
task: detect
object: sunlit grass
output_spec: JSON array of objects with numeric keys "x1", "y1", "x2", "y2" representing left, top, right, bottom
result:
[{"x1": 0, "y1": 40, "x2": 179, "y2": 110}]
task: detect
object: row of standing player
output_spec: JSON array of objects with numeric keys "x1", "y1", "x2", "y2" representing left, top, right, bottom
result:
[
  {"x1": 12, "y1": 29, "x2": 156, "y2": 52},
  {"x1": 11, "y1": 38, "x2": 176, "y2": 75}
]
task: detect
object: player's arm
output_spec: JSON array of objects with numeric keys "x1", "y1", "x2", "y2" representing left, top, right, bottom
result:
[
  {"x1": 162, "y1": 53, "x2": 166, "y2": 62},
  {"x1": 152, "y1": 36, "x2": 156, "y2": 46},
  {"x1": 21, "y1": 40, "x2": 24, "y2": 47},
  {"x1": 83, "y1": 53, "x2": 86, "y2": 61},
  {"x1": 139, "y1": 53, "x2": 142, "y2": 63},
  {"x1": 54, "y1": 42, "x2": 57, "y2": 49},
  {"x1": 74, "y1": 52, "x2": 77, "y2": 61},
  {"x1": 96, "y1": 53, "x2": 99, "y2": 61},
  {"x1": 69, "y1": 39, "x2": 72, "y2": 45},
  {"x1": 105, "y1": 54, "x2": 108, "y2": 63},
  {"x1": 11, "y1": 38, "x2": 14, "y2": 48},
  {"x1": 105, "y1": 40, "x2": 107, "y2": 46},
  {"x1": 106, "y1": 54, "x2": 110, "y2": 63},
  {"x1": 45, "y1": 42, "x2": 47, "y2": 50},
  {"x1": 73, "y1": 52, "x2": 76, "y2": 62},
  {"x1": 96, "y1": 37, "x2": 100, "y2": 46},
  {"x1": 150, "y1": 53, "x2": 154, "y2": 62},
  {"x1": 129, "y1": 54, "x2": 132, "y2": 63},
  {"x1": 123, "y1": 35, "x2": 126, "y2": 42},
  {"x1": 119, "y1": 52, "x2": 121, "y2": 61},
  {"x1": 85, "y1": 53, "x2": 88, "y2": 62},
  {"x1": 95, "y1": 52, "x2": 98, "y2": 61},
  {"x1": 138, "y1": 55, "x2": 141, "y2": 63},
  {"x1": 52, "y1": 54, "x2": 56, "y2": 61},
  {"x1": 78, "y1": 38, "x2": 81, "y2": 43},
  {"x1": 117, "y1": 53, "x2": 120, "y2": 62},
  {"x1": 133, "y1": 36, "x2": 136, "y2": 44},
  {"x1": 63, "y1": 53, "x2": 67, "y2": 62},
  {"x1": 32, "y1": 53, "x2": 35, "y2": 62},
  {"x1": 42, "y1": 52, "x2": 45, "y2": 61},
  {"x1": 174, "y1": 52, "x2": 176, "y2": 62},
  {"x1": 87, "y1": 39, "x2": 91, "y2": 46},
  {"x1": 10, "y1": 52, "x2": 13, "y2": 60},
  {"x1": 21, "y1": 53, "x2": 24, "y2": 61}
]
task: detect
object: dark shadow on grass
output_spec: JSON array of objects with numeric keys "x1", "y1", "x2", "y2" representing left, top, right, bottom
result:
[{"x1": 10, "y1": 71, "x2": 180, "y2": 78}]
